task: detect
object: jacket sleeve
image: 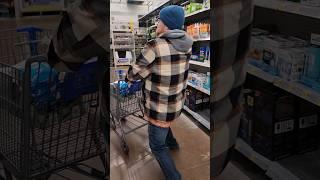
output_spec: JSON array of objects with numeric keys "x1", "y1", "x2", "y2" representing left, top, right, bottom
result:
[
  {"x1": 47, "y1": 2, "x2": 108, "y2": 72},
  {"x1": 125, "y1": 42, "x2": 156, "y2": 82}
]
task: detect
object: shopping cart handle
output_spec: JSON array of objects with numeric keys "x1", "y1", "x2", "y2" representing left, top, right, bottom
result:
[{"x1": 25, "y1": 55, "x2": 48, "y2": 65}]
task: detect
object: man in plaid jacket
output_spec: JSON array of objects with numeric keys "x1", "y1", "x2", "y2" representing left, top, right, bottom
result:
[
  {"x1": 126, "y1": 5, "x2": 193, "y2": 180},
  {"x1": 211, "y1": 0, "x2": 253, "y2": 177}
]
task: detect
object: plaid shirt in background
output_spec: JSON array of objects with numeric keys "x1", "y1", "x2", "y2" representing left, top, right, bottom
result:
[
  {"x1": 211, "y1": 0, "x2": 253, "y2": 176},
  {"x1": 126, "y1": 33, "x2": 192, "y2": 122},
  {"x1": 47, "y1": 0, "x2": 108, "y2": 72},
  {"x1": 46, "y1": 0, "x2": 109, "y2": 140}
]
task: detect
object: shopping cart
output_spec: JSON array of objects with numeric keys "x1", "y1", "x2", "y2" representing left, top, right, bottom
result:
[
  {"x1": 0, "y1": 27, "x2": 107, "y2": 179},
  {"x1": 110, "y1": 77, "x2": 148, "y2": 154}
]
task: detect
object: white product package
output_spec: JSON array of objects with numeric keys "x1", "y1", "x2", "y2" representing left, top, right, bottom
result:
[{"x1": 277, "y1": 48, "x2": 306, "y2": 82}]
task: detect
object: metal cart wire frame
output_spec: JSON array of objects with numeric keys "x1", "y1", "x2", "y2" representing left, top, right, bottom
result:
[
  {"x1": 0, "y1": 28, "x2": 107, "y2": 179},
  {"x1": 110, "y1": 79, "x2": 148, "y2": 154},
  {"x1": 0, "y1": 27, "x2": 52, "y2": 65}
]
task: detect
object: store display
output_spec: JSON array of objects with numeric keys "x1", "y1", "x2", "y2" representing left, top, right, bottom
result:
[
  {"x1": 247, "y1": 30, "x2": 320, "y2": 92},
  {"x1": 188, "y1": 71, "x2": 210, "y2": 91},
  {"x1": 190, "y1": 46, "x2": 210, "y2": 63},
  {"x1": 185, "y1": 87, "x2": 209, "y2": 111},
  {"x1": 250, "y1": 87, "x2": 296, "y2": 160},
  {"x1": 114, "y1": 51, "x2": 133, "y2": 64},
  {"x1": 240, "y1": 86, "x2": 320, "y2": 158},
  {"x1": 184, "y1": 2, "x2": 203, "y2": 15},
  {"x1": 239, "y1": 0, "x2": 320, "y2": 178},
  {"x1": 277, "y1": 48, "x2": 306, "y2": 82},
  {"x1": 187, "y1": 23, "x2": 210, "y2": 39},
  {"x1": 112, "y1": 30, "x2": 136, "y2": 66}
]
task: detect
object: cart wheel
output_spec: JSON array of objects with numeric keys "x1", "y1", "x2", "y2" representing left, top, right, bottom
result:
[{"x1": 122, "y1": 142, "x2": 129, "y2": 155}]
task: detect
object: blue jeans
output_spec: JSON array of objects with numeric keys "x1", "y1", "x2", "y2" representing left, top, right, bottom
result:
[{"x1": 148, "y1": 123, "x2": 181, "y2": 180}]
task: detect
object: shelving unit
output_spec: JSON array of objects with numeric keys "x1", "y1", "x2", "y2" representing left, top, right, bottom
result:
[
  {"x1": 255, "y1": 0, "x2": 320, "y2": 19},
  {"x1": 237, "y1": 1, "x2": 320, "y2": 180},
  {"x1": 112, "y1": 29, "x2": 136, "y2": 67},
  {"x1": 185, "y1": 7, "x2": 210, "y2": 18},
  {"x1": 189, "y1": 60, "x2": 210, "y2": 68},
  {"x1": 247, "y1": 63, "x2": 320, "y2": 108},
  {"x1": 183, "y1": 0, "x2": 210, "y2": 130},
  {"x1": 193, "y1": 37, "x2": 210, "y2": 42},
  {"x1": 187, "y1": 82, "x2": 210, "y2": 95},
  {"x1": 15, "y1": 0, "x2": 66, "y2": 17}
]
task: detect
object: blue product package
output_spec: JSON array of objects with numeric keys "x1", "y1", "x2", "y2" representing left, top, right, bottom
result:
[
  {"x1": 119, "y1": 81, "x2": 129, "y2": 96},
  {"x1": 305, "y1": 46, "x2": 320, "y2": 80},
  {"x1": 15, "y1": 61, "x2": 58, "y2": 107},
  {"x1": 61, "y1": 57, "x2": 99, "y2": 102},
  {"x1": 199, "y1": 47, "x2": 206, "y2": 62},
  {"x1": 118, "y1": 80, "x2": 142, "y2": 96}
]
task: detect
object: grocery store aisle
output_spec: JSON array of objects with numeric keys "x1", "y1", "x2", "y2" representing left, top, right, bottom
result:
[{"x1": 110, "y1": 113, "x2": 210, "y2": 180}]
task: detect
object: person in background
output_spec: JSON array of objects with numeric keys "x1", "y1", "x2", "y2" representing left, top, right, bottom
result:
[
  {"x1": 211, "y1": 0, "x2": 253, "y2": 177},
  {"x1": 46, "y1": 0, "x2": 109, "y2": 178},
  {"x1": 125, "y1": 5, "x2": 193, "y2": 180}
]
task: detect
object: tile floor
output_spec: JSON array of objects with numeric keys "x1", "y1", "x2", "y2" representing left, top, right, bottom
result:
[{"x1": 110, "y1": 113, "x2": 210, "y2": 180}]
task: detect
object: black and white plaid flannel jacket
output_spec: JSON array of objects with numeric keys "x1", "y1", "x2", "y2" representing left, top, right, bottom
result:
[
  {"x1": 211, "y1": 0, "x2": 253, "y2": 176},
  {"x1": 47, "y1": 0, "x2": 108, "y2": 72},
  {"x1": 126, "y1": 32, "x2": 192, "y2": 122}
]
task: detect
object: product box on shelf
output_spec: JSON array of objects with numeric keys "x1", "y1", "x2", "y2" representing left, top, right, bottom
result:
[
  {"x1": 277, "y1": 48, "x2": 306, "y2": 82},
  {"x1": 188, "y1": 71, "x2": 208, "y2": 88},
  {"x1": 294, "y1": 99, "x2": 319, "y2": 153},
  {"x1": 301, "y1": 45, "x2": 320, "y2": 91},
  {"x1": 261, "y1": 35, "x2": 295, "y2": 75},
  {"x1": 248, "y1": 28, "x2": 270, "y2": 65},
  {"x1": 184, "y1": 2, "x2": 203, "y2": 15},
  {"x1": 185, "y1": 87, "x2": 206, "y2": 111},
  {"x1": 251, "y1": 87, "x2": 296, "y2": 161}
]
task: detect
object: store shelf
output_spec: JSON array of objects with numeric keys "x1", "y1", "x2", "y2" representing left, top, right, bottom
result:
[
  {"x1": 274, "y1": 79, "x2": 320, "y2": 106},
  {"x1": 247, "y1": 64, "x2": 320, "y2": 106},
  {"x1": 183, "y1": 105, "x2": 210, "y2": 130},
  {"x1": 235, "y1": 138, "x2": 300, "y2": 180},
  {"x1": 189, "y1": 60, "x2": 210, "y2": 68},
  {"x1": 113, "y1": 46, "x2": 135, "y2": 50},
  {"x1": 247, "y1": 64, "x2": 276, "y2": 83},
  {"x1": 187, "y1": 82, "x2": 210, "y2": 95},
  {"x1": 255, "y1": 0, "x2": 320, "y2": 19},
  {"x1": 113, "y1": 29, "x2": 132, "y2": 32},
  {"x1": 115, "y1": 62, "x2": 131, "y2": 66},
  {"x1": 193, "y1": 37, "x2": 210, "y2": 42},
  {"x1": 185, "y1": 8, "x2": 210, "y2": 24},
  {"x1": 21, "y1": 4, "x2": 65, "y2": 13},
  {"x1": 185, "y1": 8, "x2": 210, "y2": 18}
]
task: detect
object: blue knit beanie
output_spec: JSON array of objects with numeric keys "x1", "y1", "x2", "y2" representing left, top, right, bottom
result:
[{"x1": 159, "y1": 5, "x2": 185, "y2": 30}]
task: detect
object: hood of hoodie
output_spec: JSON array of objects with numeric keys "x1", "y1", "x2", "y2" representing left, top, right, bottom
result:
[{"x1": 160, "y1": 30, "x2": 193, "y2": 53}]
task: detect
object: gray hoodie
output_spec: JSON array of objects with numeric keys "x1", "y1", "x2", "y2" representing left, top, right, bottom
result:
[{"x1": 160, "y1": 29, "x2": 194, "y2": 53}]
